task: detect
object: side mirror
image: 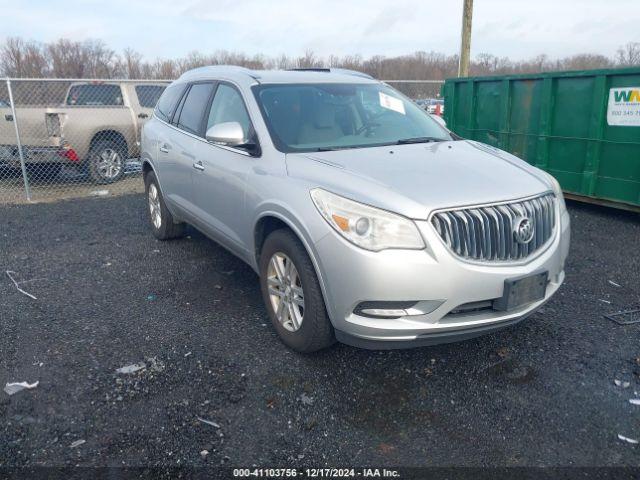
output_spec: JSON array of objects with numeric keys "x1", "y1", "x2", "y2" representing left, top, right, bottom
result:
[
  {"x1": 430, "y1": 114, "x2": 447, "y2": 129},
  {"x1": 205, "y1": 121, "x2": 246, "y2": 146}
]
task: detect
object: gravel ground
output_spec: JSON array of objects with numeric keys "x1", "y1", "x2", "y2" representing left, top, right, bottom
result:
[
  {"x1": 0, "y1": 165, "x2": 143, "y2": 204},
  {"x1": 0, "y1": 194, "x2": 639, "y2": 469}
]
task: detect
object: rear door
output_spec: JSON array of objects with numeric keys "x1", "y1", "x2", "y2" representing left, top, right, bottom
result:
[
  {"x1": 157, "y1": 82, "x2": 215, "y2": 217},
  {"x1": 152, "y1": 83, "x2": 189, "y2": 211}
]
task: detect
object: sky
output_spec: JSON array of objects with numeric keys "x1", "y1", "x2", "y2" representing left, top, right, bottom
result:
[{"x1": 0, "y1": 0, "x2": 638, "y2": 61}]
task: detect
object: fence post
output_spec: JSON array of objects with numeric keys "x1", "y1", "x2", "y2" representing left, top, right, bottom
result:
[{"x1": 6, "y1": 78, "x2": 32, "y2": 202}]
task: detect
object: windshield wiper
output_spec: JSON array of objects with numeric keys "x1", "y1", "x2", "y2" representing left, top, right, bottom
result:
[
  {"x1": 396, "y1": 136, "x2": 445, "y2": 145},
  {"x1": 316, "y1": 146, "x2": 359, "y2": 152}
]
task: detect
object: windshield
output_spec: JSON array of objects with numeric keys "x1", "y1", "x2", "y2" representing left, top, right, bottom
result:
[{"x1": 253, "y1": 83, "x2": 451, "y2": 152}]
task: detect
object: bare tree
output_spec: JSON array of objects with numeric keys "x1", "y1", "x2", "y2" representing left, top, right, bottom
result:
[
  {"x1": 152, "y1": 59, "x2": 178, "y2": 80},
  {"x1": 561, "y1": 54, "x2": 612, "y2": 71},
  {"x1": 616, "y1": 42, "x2": 640, "y2": 66},
  {"x1": 46, "y1": 39, "x2": 87, "y2": 78},
  {"x1": 1, "y1": 37, "x2": 48, "y2": 77},
  {"x1": 1, "y1": 35, "x2": 638, "y2": 82},
  {"x1": 121, "y1": 47, "x2": 143, "y2": 79},
  {"x1": 296, "y1": 49, "x2": 323, "y2": 68},
  {"x1": 83, "y1": 40, "x2": 117, "y2": 78}
]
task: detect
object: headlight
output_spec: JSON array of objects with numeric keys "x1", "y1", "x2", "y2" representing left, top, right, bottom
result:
[
  {"x1": 544, "y1": 172, "x2": 567, "y2": 211},
  {"x1": 310, "y1": 188, "x2": 425, "y2": 251}
]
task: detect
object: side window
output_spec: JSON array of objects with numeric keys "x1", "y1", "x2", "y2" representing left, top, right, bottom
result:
[
  {"x1": 66, "y1": 84, "x2": 123, "y2": 106},
  {"x1": 135, "y1": 85, "x2": 166, "y2": 108},
  {"x1": 206, "y1": 84, "x2": 252, "y2": 139},
  {"x1": 176, "y1": 83, "x2": 215, "y2": 135},
  {"x1": 155, "y1": 84, "x2": 186, "y2": 122}
]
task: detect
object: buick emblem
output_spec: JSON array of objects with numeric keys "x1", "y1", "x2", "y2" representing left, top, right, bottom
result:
[{"x1": 513, "y1": 216, "x2": 535, "y2": 244}]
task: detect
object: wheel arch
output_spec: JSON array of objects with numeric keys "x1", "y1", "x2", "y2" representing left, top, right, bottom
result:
[
  {"x1": 140, "y1": 159, "x2": 180, "y2": 221},
  {"x1": 141, "y1": 159, "x2": 154, "y2": 180},
  {"x1": 253, "y1": 212, "x2": 335, "y2": 323},
  {"x1": 89, "y1": 130, "x2": 129, "y2": 159}
]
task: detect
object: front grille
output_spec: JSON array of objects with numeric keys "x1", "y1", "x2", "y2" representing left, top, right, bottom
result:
[{"x1": 431, "y1": 193, "x2": 556, "y2": 262}]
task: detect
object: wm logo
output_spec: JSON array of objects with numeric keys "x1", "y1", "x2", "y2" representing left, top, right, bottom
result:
[{"x1": 613, "y1": 89, "x2": 640, "y2": 102}]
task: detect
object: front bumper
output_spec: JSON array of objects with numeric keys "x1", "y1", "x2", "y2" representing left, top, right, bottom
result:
[{"x1": 313, "y1": 207, "x2": 570, "y2": 349}]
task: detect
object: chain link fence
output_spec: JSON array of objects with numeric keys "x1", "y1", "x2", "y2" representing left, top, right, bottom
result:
[
  {"x1": 0, "y1": 78, "x2": 170, "y2": 203},
  {"x1": 0, "y1": 78, "x2": 443, "y2": 204}
]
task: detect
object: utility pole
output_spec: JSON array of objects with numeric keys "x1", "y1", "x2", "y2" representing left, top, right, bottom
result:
[{"x1": 458, "y1": 0, "x2": 473, "y2": 77}]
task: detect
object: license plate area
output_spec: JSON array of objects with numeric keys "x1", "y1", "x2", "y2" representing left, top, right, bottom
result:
[{"x1": 493, "y1": 271, "x2": 548, "y2": 311}]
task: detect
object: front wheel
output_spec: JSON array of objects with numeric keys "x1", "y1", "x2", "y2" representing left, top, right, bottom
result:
[{"x1": 259, "y1": 229, "x2": 335, "y2": 353}]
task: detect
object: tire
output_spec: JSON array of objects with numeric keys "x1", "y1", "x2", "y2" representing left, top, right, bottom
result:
[
  {"x1": 144, "y1": 170, "x2": 185, "y2": 240},
  {"x1": 259, "y1": 229, "x2": 335, "y2": 353},
  {"x1": 87, "y1": 139, "x2": 126, "y2": 184}
]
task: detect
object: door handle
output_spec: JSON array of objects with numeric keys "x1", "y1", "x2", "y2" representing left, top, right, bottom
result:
[
  {"x1": 159, "y1": 143, "x2": 170, "y2": 153},
  {"x1": 193, "y1": 160, "x2": 205, "y2": 171},
  {"x1": 138, "y1": 113, "x2": 149, "y2": 119},
  {"x1": 5, "y1": 114, "x2": 13, "y2": 121}
]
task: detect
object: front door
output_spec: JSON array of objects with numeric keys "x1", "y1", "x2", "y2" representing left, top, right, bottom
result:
[{"x1": 191, "y1": 83, "x2": 257, "y2": 257}]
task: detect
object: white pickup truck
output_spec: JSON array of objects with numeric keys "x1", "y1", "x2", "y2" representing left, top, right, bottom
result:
[{"x1": 0, "y1": 81, "x2": 167, "y2": 183}]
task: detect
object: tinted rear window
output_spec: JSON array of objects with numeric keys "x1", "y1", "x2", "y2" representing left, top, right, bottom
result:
[
  {"x1": 155, "y1": 84, "x2": 186, "y2": 122},
  {"x1": 66, "y1": 84, "x2": 123, "y2": 106},
  {"x1": 176, "y1": 83, "x2": 215, "y2": 135},
  {"x1": 135, "y1": 85, "x2": 166, "y2": 108}
]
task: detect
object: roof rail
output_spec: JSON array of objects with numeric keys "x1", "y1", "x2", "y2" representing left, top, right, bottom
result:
[
  {"x1": 329, "y1": 68, "x2": 374, "y2": 80},
  {"x1": 286, "y1": 68, "x2": 331, "y2": 72},
  {"x1": 285, "y1": 67, "x2": 374, "y2": 80},
  {"x1": 178, "y1": 65, "x2": 260, "y2": 81}
]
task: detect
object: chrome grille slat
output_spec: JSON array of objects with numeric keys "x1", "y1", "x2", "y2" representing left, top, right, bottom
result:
[
  {"x1": 432, "y1": 193, "x2": 556, "y2": 262},
  {"x1": 544, "y1": 195, "x2": 553, "y2": 240},
  {"x1": 534, "y1": 198, "x2": 545, "y2": 249}
]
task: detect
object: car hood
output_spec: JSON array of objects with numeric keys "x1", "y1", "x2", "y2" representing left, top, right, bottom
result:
[{"x1": 285, "y1": 140, "x2": 553, "y2": 220}]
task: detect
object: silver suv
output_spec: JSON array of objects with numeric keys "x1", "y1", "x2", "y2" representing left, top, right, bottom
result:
[{"x1": 141, "y1": 66, "x2": 570, "y2": 352}]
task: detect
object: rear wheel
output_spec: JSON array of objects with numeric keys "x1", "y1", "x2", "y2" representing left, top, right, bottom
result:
[
  {"x1": 144, "y1": 170, "x2": 185, "y2": 240},
  {"x1": 88, "y1": 140, "x2": 126, "y2": 184},
  {"x1": 259, "y1": 229, "x2": 335, "y2": 353}
]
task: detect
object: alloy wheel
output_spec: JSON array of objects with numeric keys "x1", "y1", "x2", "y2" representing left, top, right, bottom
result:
[
  {"x1": 96, "y1": 148, "x2": 123, "y2": 180},
  {"x1": 148, "y1": 183, "x2": 162, "y2": 229},
  {"x1": 267, "y1": 252, "x2": 305, "y2": 332}
]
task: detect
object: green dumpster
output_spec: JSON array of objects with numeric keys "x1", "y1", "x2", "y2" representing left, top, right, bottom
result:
[{"x1": 442, "y1": 67, "x2": 640, "y2": 210}]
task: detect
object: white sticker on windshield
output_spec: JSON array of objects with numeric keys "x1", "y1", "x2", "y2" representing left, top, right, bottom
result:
[{"x1": 379, "y1": 92, "x2": 405, "y2": 115}]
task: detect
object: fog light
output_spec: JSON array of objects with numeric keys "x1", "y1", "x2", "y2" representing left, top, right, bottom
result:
[
  {"x1": 354, "y1": 300, "x2": 445, "y2": 319},
  {"x1": 354, "y1": 301, "x2": 418, "y2": 319},
  {"x1": 361, "y1": 308, "x2": 408, "y2": 317}
]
